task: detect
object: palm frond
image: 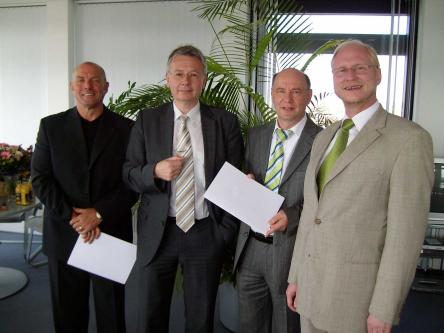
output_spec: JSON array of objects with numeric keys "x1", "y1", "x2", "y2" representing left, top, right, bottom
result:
[
  {"x1": 191, "y1": 0, "x2": 247, "y2": 21},
  {"x1": 108, "y1": 83, "x2": 172, "y2": 119},
  {"x1": 195, "y1": 0, "x2": 313, "y2": 82},
  {"x1": 307, "y1": 92, "x2": 336, "y2": 128},
  {"x1": 300, "y1": 39, "x2": 344, "y2": 72}
]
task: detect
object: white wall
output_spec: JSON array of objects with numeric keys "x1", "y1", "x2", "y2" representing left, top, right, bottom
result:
[
  {"x1": 74, "y1": 1, "x2": 219, "y2": 100},
  {"x1": 0, "y1": 5, "x2": 47, "y2": 147},
  {"x1": 413, "y1": 0, "x2": 444, "y2": 157},
  {"x1": 0, "y1": 0, "x2": 218, "y2": 147}
]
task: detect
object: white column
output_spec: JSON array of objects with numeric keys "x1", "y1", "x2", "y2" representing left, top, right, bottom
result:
[{"x1": 46, "y1": 0, "x2": 74, "y2": 115}]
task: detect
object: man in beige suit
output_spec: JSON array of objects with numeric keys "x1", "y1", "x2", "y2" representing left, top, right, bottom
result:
[{"x1": 286, "y1": 40, "x2": 434, "y2": 333}]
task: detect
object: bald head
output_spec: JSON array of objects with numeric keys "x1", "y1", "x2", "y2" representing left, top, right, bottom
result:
[
  {"x1": 272, "y1": 68, "x2": 311, "y2": 90},
  {"x1": 271, "y1": 68, "x2": 312, "y2": 129},
  {"x1": 70, "y1": 61, "x2": 109, "y2": 116},
  {"x1": 72, "y1": 62, "x2": 107, "y2": 83}
]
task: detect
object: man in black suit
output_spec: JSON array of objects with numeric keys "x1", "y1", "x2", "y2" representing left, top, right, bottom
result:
[
  {"x1": 31, "y1": 62, "x2": 136, "y2": 333},
  {"x1": 123, "y1": 45, "x2": 243, "y2": 333}
]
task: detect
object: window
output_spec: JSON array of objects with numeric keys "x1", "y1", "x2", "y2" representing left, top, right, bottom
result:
[{"x1": 264, "y1": 0, "x2": 418, "y2": 121}]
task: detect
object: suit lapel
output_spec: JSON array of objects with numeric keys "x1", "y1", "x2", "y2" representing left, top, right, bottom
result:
[
  {"x1": 312, "y1": 122, "x2": 340, "y2": 174},
  {"x1": 149, "y1": 104, "x2": 174, "y2": 194},
  {"x1": 304, "y1": 121, "x2": 340, "y2": 198},
  {"x1": 200, "y1": 105, "x2": 216, "y2": 187},
  {"x1": 324, "y1": 107, "x2": 387, "y2": 185},
  {"x1": 256, "y1": 124, "x2": 275, "y2": 183},
  {"x1": 159, "y1": 103, "x2": 175, "y2": 159},
  {"x1": 281, "y1": 117, "x2": 318, "y2": 186},
  {"x1": 89, "y1": 108, "x2": 115, "y2": 169}
]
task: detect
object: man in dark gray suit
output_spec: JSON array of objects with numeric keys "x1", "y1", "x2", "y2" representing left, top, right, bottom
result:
[
  {"x1": 234, "y1": 68, "x2": 321, "y2": 333},
  {"x1": 122, "y1": 45, "x2": 243, "y2": 333}
]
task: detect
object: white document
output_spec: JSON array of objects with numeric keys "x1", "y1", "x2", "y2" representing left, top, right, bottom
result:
[
  {"x1": 68, "y1": 232, "x2": 136, "y2": 284},
  {"x1": 204, "y1": 162, "x2": 285, "y2": 235}
]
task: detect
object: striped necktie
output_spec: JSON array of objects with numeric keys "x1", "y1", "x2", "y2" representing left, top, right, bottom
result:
[
  {"x1": 317, "y1": 118, "x2": 355, "y2": 194},
  {"x1": 175, "y1": 115, "x2": 195, "y2": 232},
  {"x1": 264, "y1": 128, "x2": 291, "y2": 192}
]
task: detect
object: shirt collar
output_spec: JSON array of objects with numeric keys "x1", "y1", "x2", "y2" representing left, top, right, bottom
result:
[
  {"x1": 274, "y1": 114, "x2": 307, "y2": 138},
  {"x1": 345, "y1": 101, "x2": 380, "y2": 131},
  {"x1": 173, "y1": 101, "x2": 200, "y2": 120}
]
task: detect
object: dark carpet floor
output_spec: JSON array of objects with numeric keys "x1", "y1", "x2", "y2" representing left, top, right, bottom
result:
[
  {"x1": 1, "y1": 230, "x2": 444, "y2": 332},
  {"x1": 0, "y1": 231, "x2": 232, "y2": 333}
]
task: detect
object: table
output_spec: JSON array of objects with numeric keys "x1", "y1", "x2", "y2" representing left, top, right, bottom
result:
[
  {"x1": 0, "y1": 199, "x2": 38, "y2": 220},
  {"x1": 0, "y1": 199, "x2": 38, "y2": 299},
  {"x1": 412, "y1": 222, "x2": 444, "y2": 294}
]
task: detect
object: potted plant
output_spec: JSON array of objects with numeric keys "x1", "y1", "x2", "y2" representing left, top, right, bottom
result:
[{"x1": 0, "y1": 143, "x2": 32, "y2": 208}]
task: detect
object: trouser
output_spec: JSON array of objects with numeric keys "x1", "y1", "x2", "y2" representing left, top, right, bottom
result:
[
  {"x1": 48, "y1": 257, "x2": 126, "y2": 333},
  {"x1": 136, "y1": 217, "x2": 225, "y2": 333},
  {"x1": 237, "y1": 237, "x2": 300, "y2": 333}
]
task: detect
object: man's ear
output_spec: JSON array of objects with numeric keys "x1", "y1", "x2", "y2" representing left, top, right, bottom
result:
[
  {"x1": 376, "y1": 68, "x2": 382, "y2": 85},
  {"x1": 165, "y1": 73, "x2": 171, "y2": 88},
  {"x1": 201, "y1": 76, "x2": 207, "y2": 91},
  {"x1": 307, "y1": 89, "x2": 313, "y2": 102}
]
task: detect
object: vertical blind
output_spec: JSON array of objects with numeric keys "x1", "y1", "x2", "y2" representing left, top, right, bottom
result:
[{"x1": 0, "y1": 5, "x2": 46, "y2": 146}]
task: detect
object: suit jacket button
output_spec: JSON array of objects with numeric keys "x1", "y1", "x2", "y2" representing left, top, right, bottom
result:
[{"x1": 314, "y1": 218, "x2": 321, "y2": 225}]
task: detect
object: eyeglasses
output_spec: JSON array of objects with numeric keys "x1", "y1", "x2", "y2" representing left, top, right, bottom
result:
[
  {"x1": 332, "y1": 64, "x2": 378, "y2": 77},
  {"x1": 168, "y1": 71, "x2": 203, "y2": 80}
]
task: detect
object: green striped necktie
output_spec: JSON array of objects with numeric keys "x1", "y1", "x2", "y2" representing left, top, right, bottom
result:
[{"x1": 264, "y1": 128, "x2": 292, "y2": 192}]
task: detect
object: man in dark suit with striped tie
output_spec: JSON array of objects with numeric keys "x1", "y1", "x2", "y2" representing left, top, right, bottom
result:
[
  {"x1": 234, "y1": 68, "x2": 321, "y2": 333},
  {"x1": 123, "y1": 45, "x2": 243, "y2": 333}
]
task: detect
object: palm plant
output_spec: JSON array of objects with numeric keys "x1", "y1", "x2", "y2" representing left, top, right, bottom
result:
[
  {"x1": 108, "y1": 0, "x2": 338, "y2": 132},
  {"x1": 108, "y1": 0, "x2": 340, "y2": 290}
]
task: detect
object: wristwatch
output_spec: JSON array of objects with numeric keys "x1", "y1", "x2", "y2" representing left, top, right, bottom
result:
[{"x1": 95, "y1": 211, "x2": 103, "y2": 221}]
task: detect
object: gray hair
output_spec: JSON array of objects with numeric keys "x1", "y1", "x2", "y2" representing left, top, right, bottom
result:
[
  {"x1": 166, "y1": 45, "x2": 207, "y2": 75},
  {"x1": 332, "y1": 39, "x2": 380, "y2": 68}
]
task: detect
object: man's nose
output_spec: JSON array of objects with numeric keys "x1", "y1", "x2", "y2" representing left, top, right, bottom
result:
[
  {"x1": 180, "y1": 75, "x2": 192, "y2": 84},
  {"x1": 283, "y1": 91, "x2": 293, "y2": 101},
  {"x1": 344, "y1": 68, "x2": 359, "y2": 79}
]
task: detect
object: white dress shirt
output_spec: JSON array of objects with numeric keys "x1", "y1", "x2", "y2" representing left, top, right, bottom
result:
[
  {"x1": 168, "y1": 102, "x2": 209, "y2": 219},
  {"x1": 269, "y1": 114, "x2": 307, "y2": 176},
  {"x1": 321, "y1": 101, "x2": 380, "y2": 162}
]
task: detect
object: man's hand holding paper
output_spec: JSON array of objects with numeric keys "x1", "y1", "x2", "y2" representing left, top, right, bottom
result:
[{"x1": 204, "y1": 162, "x2": 285, "y2": 235}]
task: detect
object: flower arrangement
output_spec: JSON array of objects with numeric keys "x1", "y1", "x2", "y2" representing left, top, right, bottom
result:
[{"x1": 0, "y1": 143, "x2": 33, "y2": 176}]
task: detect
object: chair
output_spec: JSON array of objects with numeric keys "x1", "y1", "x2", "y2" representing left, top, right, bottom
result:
[
  {"x1": 0, "y1": 212, "x2": 26, "y2": 244},
  {"x1": 23, "y1": 203, "x2": 47, "y2": 267}
]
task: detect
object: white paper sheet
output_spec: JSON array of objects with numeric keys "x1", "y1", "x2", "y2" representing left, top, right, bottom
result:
[
  {"x1": 204, "y1": 162, "x2": 285, "y2": 235},
  {"x1": 67, "y1": 232, "x2": 136, "y2": 284}
]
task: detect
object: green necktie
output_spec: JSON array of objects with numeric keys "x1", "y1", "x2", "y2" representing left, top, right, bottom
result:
[
  {"x1": 317, "y1": 119, "x2": 355, "y2": 194},
  {"x1": 264, "y1": 128, "x2": 291, "y2": 192}
]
